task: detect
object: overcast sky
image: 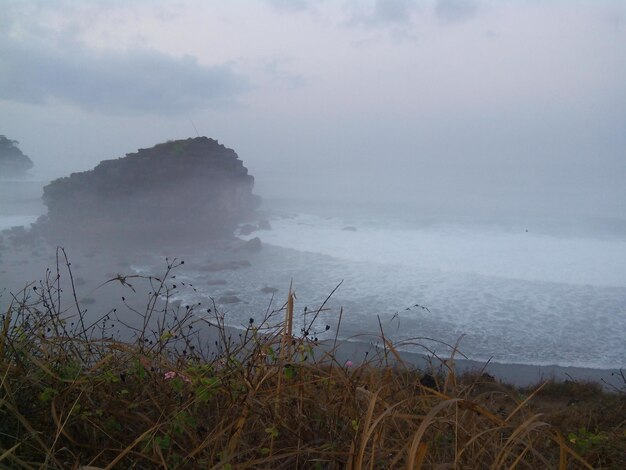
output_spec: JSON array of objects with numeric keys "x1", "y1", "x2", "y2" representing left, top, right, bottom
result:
[{"x1": 1, "y1": 0, "x2": 625, "y2": 216}]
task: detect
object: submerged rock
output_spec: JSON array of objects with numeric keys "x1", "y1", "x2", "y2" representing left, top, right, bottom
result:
[
  {"x1": 218, "y1": 295, "x2": 241, "y2": 304},
  {"x1": 41, "y1": 137, "x2": 260, "y2": 244},
  {"x1": 243, "y1": 237, "x2": 262, "y2": 252},
  {"x1": 0, "y1": 135, "x2": 34, "y2": 177},
  {"x1": 238, "y1": 219, "x2": 271, "y2": 235},
  {"x1": 238, "y1": 224, "x2": 257, "y2": 236},
  {"x1": 260, "y1": 286, "x2": 279, "y2": 294}
]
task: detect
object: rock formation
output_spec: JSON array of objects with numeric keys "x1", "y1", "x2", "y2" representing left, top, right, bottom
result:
[
  {"x1": 0, "y1": 135, "x2": 34, "y2": 177},
  {"x1": 41, "y1": 137, "x2": 260, "y2": 244}
]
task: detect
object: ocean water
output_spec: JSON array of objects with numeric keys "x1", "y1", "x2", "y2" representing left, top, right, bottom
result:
[
  {"x1": 171, "y1": 199, "x2": 626, "y2": 369},
  {"x1": 2, "y1": 184, "x2": 625, "y2": 369},
  {"x1": 0, "y1": 179, "x2": 46, "y2": 225}
]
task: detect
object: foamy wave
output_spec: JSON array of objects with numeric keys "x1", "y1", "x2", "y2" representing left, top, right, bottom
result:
[{"x1": 244, "y1": 213, "x2": 626, "y2": 287}]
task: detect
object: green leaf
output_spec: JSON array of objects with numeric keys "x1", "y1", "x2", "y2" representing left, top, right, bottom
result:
[
  {"x1": 159, "y1": 331, "x2": 173, "y2": 341},
  {"x1": 155, "y1": 434, "x2": 171, "y2": 450},
  {"x1": 134, "y1": 360, "x2": 147, "y2": 379},
  {"x1": 284, "y1": 364, "x2": 295, "y2": 380},
  {"x1": 196, "y1": 377, "x2": 220, "y2": 402},
  {"x1": 102, "y1": 369, "x2": 120, "y2": 383},
  {"x1": 38, "y1": 387, "x2": 58, "y2": 403},
  {"x1": 266, "y1": 346, "x2": 277, "y2": 362},
  {"x1": 170, "y1": 377, "x2": 184, "y2": 392}
]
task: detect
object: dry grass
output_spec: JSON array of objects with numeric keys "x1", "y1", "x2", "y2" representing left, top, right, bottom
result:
[{"x1": 0, "y1": 249, "x2": 624, "y2": 469}]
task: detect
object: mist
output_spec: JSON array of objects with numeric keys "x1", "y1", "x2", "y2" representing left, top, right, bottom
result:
[
  {"x1": 1, "y1": 0, "x2": 624, "y2": 216},
  {"x1": 1, "y1": 0, "x2": 625, "y2": 380}
]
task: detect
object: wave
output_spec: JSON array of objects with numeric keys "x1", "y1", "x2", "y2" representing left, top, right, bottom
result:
[{"x1": 243, "y1": 211, "x2": 626, "y2": 288}]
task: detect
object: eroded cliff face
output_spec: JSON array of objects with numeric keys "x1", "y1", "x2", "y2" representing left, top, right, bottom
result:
[
  {"x1": 41, "y1": 137, "x2": 260, "y2": 244},
  {"x1": 0, "y1": 135, "x2": 34, "y2": 178}
]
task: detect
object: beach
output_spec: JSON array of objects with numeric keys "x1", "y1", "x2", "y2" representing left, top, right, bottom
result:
[{"x1": 2, "y1": 233, "x2": 623, "y2": 391}]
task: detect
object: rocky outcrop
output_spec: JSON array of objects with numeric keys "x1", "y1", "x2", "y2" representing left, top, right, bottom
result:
[
  {"x1": 238, "y1": 219, "x2": 271, "y2": 236},
  {"x1": 0, "y1": 135, "x2": 34, "y2": 177},
  {"x1": 41, "y1": 137, "x2": 260, "y2": 244}
]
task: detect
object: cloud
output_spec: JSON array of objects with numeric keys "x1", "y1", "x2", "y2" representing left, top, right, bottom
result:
[
  {"x1": 348, "y1": 0, "x2": 418, "y2": 27},
  {"x1": 373, "y1": 0, "x2": 415, "y2": 24},
  {"x1": 435, "y1": 0, "x2": 477, "y2": 23},
  {"x1": 0, "y1": 34, "x2": 249, "y2": 115},
  {"x1": 264, "y1": 0, "x2": 312, "y2": 13},
  {"x1": 264, "y1": 58, "x2": 306, "y2": 88}
]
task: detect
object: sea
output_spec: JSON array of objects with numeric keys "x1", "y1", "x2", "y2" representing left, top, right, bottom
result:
[{"x1": 2, "y1": 178, "x2": 625, "y2": 370}]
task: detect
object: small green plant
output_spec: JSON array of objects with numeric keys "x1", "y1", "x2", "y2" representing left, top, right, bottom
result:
[
  {"x1": 155, "y1": 434, "x2": 171, "y2": 451},
  {"x1": 195, "y1": 376, "x2": 220, "y2": 402},
  {"x1": 38, "y1": 386, "x2": 58, "y2": 403},
  {"x1": 568, "y1": 428, "x2": 606, "y2": 454}
]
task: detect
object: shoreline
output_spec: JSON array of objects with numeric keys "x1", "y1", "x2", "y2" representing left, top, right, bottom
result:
[
  {"x1": 1, "y1": 235, "x2": 623, "y2": 392},
  {"x1": 320, "y1": 336, "x2": 624, "y2": 390}
]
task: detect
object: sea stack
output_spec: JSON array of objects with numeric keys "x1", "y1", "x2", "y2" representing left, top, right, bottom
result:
[
  {"x1": 0, "y1": 135, "x2": 34, "y2": 177},
  {"x1": 41, "y1": 137, "x2": 260, "y2": 244}
]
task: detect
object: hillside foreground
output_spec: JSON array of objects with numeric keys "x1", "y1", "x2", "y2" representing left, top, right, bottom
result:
[{"x1": 1, "y1": 249, "x2": 624, "y2": 469}]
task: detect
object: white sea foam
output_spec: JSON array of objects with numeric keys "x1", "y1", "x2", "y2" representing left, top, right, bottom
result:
[
  {"x1": 247, "y1": 213, "x2": 626, "y2": 287},
  {"x1": 223, "y1": 208, "x2": 626, "y2": 369}
]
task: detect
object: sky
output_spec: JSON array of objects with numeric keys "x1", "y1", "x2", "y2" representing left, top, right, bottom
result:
[{"x1": 1, "y1": 0, "x2": 625, "y2": 217}]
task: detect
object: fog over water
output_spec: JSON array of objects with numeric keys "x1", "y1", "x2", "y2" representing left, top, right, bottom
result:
[{"x1": 1, "y1": 1, "x2": 625, "y2": 371}]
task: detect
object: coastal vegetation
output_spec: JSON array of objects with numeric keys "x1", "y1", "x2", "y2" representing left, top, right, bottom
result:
[{"x1": 1, "y1": 251, "x2": 624, "y2": 469}]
